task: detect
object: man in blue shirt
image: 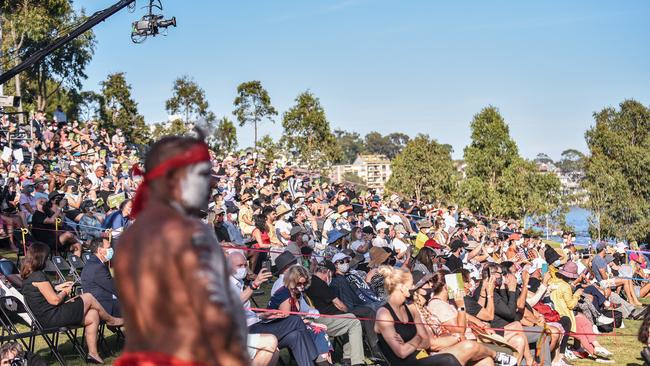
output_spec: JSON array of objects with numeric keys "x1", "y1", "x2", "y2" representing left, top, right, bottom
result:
[{"x1": 592, "y1": 242, "x2": 643, "y2": 307}]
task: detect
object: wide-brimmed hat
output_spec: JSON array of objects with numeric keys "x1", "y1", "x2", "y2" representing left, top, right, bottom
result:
[
  {"x1": 412, "y1": 271, "x2": 435, "y2": 290},
  {"x1": 369, "y1": 247, "x2": 391, "y2": 267},
  {"x1": 337, "y1": 204, "x2": 353, "y2": 215},
  {"x1": 327, "y1": 230, "x2": 346, "y2": 244},
  {"x1": 275, "y1": 206, "x2": 292, "y2": 217},
  {"x1": 332, "y1": 252, "x2": 351, "y2": 264},
  {"x1": 558, "y1": 261, "x2": 579, "y2": 279},
  {"x1": 418, "y1": 220, "x2": 433, "y2": 229},
  {"x1": 274, "y1": 251, "x2": 297, "y2": 274}
]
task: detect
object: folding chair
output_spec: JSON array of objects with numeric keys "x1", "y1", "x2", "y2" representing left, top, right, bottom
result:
[
  {"x1": 51, "y1": 256, "x2": 81, "y2": 283},
  {"x1": 0, "y1": 259, "x2": 19, "y2": 277},
  {"x1": 43, "y1": 259, "x2": 66, "y2": 285},
  {"x1": 81, "y1": 252, "x2": 93, "y2": 264},
  {"x1": 0, "y1": 295, "x2": 87, "y2": 365},
  {"x1": 66, "y1": 254, "x2": 85, "y2": 274}
]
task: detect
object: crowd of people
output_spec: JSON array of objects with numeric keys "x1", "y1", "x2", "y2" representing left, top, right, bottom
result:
[{"x1": 0, "y1": 109, "x2": 649, "y2": 366}]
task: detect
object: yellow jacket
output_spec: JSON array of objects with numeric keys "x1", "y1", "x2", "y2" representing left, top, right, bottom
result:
[
  {"x1": 549, "y1": 278, "x2": 580, "y2": 332},
  {"x1": 415, "y1": 231, "x2": 428, "y2": 249}
]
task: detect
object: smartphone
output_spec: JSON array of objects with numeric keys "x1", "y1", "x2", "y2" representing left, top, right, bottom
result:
[
  {"x1": 262, "y1": 260, "x2": 272, "y2": 273},
  {"x1": 541, "y1": 263, "x2": 548, "y2": 275}
]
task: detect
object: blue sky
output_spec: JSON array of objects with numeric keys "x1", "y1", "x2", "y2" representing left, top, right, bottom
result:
[{"x1": 76, "y1": 0, "x2": 650, "y2": 160}]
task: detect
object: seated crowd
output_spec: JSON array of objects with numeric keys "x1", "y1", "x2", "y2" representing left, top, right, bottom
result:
[{"x1": 0, "y1": 112, "x2": 648, "y2": 365}]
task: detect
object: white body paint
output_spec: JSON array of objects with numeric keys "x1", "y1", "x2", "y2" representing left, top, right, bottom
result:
[{"x1": 180, "y1": 162, "x2": 212, "y2": 212}]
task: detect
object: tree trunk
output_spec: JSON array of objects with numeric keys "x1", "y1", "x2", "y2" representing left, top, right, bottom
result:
[{"x1": 254, "y1": 120, "x2": 258, "y2": 152}]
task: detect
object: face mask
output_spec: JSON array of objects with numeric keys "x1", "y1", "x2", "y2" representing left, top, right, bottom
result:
[
  {"x1": 486, "y1": 247, "x2": 495, "y2": 254},
  {"x1": 337, "y1": 262, "x2": 349, "y2": 273},
  {"x1": 515, "y1": 272, "x2": 522, "y2": 285},
  {"x1": 117, "y1": 132, "x2": 123, "y2": 136},
  {"x1": 234, "y1": 267, "x2": 247, "y2": 280},
  {"x1": 231, "y1": 213, "x2": 238, "y2": 221},
  {"x1": 364, "y1": 213, "x2": 370, "y2": 219},
  {"x1": 71, "y1": 186, "x2": 78, "y2": 194},
  {"x1": 104, "y1": 247, "x2": 114, "y2": 261},
  {"x1": 301, "y1": 234, "x2": 310, "y2": 243},
  {"x1": 326, "y1": 276, "x2": 332, "y2": 286},
  {"x1": 179, "y1": 162, "x2": 211, "y2": 212},
  {"x1": 43, "y1": 183, "x2": 49, "y2": 191},
  {"x1": 469, "y1": 279, "x2": 477, "y2": 294},
  {"x1": 294, "y1": 285, "x2": 305, "y2": 293},
  {"x1": 342, "y1": 212, "x2": 348, "y2": 218},
  {"x1": 460, "y1": 249, "x2": 467, "y2": 261},
  {"x1": 423, "y1": 287, "x2": 435, "y2": 300}
]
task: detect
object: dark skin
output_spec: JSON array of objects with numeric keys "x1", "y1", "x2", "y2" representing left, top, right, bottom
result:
[{"x1": 114, "y1": 159, "x2": 248, "y2": 365}]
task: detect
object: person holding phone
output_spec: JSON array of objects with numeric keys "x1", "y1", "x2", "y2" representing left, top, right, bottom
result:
[{"x1": 21, "y1": 242, "x2": 123, "y2": 364}]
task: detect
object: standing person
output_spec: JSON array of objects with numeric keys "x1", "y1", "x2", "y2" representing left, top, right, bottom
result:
[{"x1": 114, "y1": 136, "x2": 248, "y2": 366}]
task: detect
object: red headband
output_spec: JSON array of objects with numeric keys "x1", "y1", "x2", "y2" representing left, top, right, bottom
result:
[{"x1": 131, "y1": 143, "x2": 211, "y2": 217}]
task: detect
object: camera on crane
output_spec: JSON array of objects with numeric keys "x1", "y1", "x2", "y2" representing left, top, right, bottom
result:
[{"x1": 131, "y1": 0, "x2": 176, "y2": 43}]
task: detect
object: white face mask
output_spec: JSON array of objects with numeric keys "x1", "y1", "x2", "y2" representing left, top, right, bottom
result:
[
  {"x1": 234, "y1": 267, "x2": 247, "y2": 280},
  {"x1": 337, "y1": 263, "x2": 349, "y2": 273},
  {"x1": 179, "y1": 162, "x2": 211, "y2": 212},
  {"x1": 301, "y1": 234, "x2": 310, "y2": 243},
  {"x1": 486, "y1": 247, "x2": 495, "y2": 254}
]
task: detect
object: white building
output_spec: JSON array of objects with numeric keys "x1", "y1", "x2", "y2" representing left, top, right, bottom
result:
[{"x1": 330, "y1": 154, "x2": 392, "y2": 192}]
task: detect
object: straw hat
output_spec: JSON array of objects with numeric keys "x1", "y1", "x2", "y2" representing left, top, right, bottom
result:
[
  {"x1": 369, "y1": 247, "x2": 391, "y2": 267},
  {"x1": 275, "y1": 206, "x2": 292, "y2": 217}
]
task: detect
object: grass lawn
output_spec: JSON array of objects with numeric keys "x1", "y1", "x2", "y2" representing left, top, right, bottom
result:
[{"x1": 2, "y1": 248, "x2": 645, "y2": 365}]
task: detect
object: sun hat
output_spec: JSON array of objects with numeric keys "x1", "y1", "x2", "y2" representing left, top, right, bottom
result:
[
  {"x1": 275, "y1": 206, "x2": 292, "y2": 217},
  {"x1": 558, "y1": 261, "x2": 579, "y2": 279},
  {"x1": 368, "y1": 247, "x2": 391, "y2": 267},
  {"x1": 327, "y1": 230, "x2": 345, "y2": 244},
  {"x1": 274, "y1": 251, "x2": 298, "y2": 275},
  {"x1": 332, "y1": 252, "x2": 351, "y2": 264}
]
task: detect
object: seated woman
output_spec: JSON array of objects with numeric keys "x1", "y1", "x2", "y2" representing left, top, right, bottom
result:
[
  {"x1": 267, "y1": 265, "x2": 331, "y2": 365},
  {"x1": 413, "y1": 270, "x2": 516, "y2": 366},
  {"x1": 373, "y1": 266, "x2": 461, "y2": 366},
  {"x1": 20, "y1": 242, "x2": 123, "y2": 364},
  {"x1": 549, "y1": 261, "x2": 613, "y2": 360}
]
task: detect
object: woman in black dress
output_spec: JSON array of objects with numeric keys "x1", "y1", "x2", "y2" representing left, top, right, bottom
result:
[
  {"x1": 374, "y1": 265, "x2": 461, "y2": 366},
  {"x1": 20, "y1": 242, "x2": 123, "y2": 364}
]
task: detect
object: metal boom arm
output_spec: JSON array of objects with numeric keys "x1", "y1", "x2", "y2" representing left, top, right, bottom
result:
[{"x1": 0, "y1": 0, "x2": 136, "y2": 86}]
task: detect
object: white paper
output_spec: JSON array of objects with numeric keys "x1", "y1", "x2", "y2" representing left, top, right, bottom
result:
[
  {"x1": 12, "y1": 149, "x2": 23, "y2": 163},
  {"x1": 1, "y1": 147, "x2": 11, "y2": 162}
]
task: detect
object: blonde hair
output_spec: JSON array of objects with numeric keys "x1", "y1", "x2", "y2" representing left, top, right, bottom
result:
[
  {"x1": 283, "y1": 265, "x2": 311, "y2": 289},
  {"x1": 378, "y1": 265, "x2": 412, "y2": 294}
]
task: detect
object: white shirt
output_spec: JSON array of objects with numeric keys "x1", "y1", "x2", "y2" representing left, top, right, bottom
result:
[
  {"x1": 392, "y1": 237, "x2": 408, "y2": 254},
  {"x1": 372, "y1": 236, "x2": 390, "y2": 249},
  {"x1": 274, "y1": 220, "x2": 292, "y2": 246},
  {"x1": 229, "y1": 276, "x2": 259, "y2": 326}
]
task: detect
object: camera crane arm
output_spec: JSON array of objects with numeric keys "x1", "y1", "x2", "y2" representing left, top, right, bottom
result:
[{"x1": 0, "y1": 0, "x2": 136, "y2": 86}]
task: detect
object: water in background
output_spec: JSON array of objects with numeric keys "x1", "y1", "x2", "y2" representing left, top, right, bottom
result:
[{"x1": 528, "y1": 206, "x2": 594, "y2": 246}]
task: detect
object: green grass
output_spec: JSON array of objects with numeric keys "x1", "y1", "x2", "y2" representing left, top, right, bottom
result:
[{"x1": 2, "y1": 248, "x2": 645, "y2": 365}]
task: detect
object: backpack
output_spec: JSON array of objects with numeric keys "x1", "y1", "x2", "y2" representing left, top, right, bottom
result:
[{"x1": 597, "y1": 310, "x2": 623, "y2": 333}]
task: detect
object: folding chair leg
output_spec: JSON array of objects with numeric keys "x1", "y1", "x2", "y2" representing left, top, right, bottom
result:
[{"x1": 40, "y1": 333, "x2": 66, "y2": 366}]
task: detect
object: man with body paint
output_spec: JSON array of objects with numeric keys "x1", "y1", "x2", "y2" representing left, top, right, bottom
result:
[{"x1": 114, "y1": 136, "x2": 249, "y2": 366}]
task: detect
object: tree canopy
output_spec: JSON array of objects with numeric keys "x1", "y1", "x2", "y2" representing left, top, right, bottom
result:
[
  {"x1": 459, "y1": 106, "x2": 561, "y2": 219},
  {"x1": 232, "y1": 81, "x2": 277, "y2": 150},
  {"x1": 165, "y1": 75, "x2": 215, "y2": 132},
  {"x1": 386, "y1": 134, "x2": 458, "y2": 203},
  {"x1": 99, "y1": 72, "x2": 148, "y2": 144},
  {"x1": 281, "y1": 91, "x2": 341, "y2": 170},
  {"x1": 583, "y1": 99, "x2": 650, "y2": 242}
]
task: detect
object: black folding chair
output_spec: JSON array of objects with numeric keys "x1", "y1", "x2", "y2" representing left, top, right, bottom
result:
[
  {"x1": 0, "y1": 259, "x2": 19, "y2": 276},
  {"x1": 52, "y1": 256, "x2": 81, "y2": 283},
  {"x1": 43, "y1": 259, "x2": 65, "y2": 285},
  {"x1": 66, "y1": 254, "x2": 85, "y2": 273},
  {"x1": 81, "y1": 252, "x2": 93, "y2": 264},
  {"x1": 0, "y1": 295, "x2": 87, "y2": 365}
]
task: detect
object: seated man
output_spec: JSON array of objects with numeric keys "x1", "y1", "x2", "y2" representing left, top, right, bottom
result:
[
  {"x1": 80, "y1": 238, "x2": 121, "y2": 316},
  {"x1": 330, "y1": 252, "x2": 384, "y2": 359},
  {"x1": 227, "y1": 250, "x2": 318, "y2": 366},
  {"x1": 305, "y1": 263, "x2": 365, "y2": 366}
]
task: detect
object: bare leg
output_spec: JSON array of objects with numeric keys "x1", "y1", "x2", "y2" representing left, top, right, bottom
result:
[
  {"x1": 251, "y1": 334, "x2": 278, "y2": 366},
  {"x1": 640, "y1": 282, "x2": 650, "y2": 298},
  {"x1": 84, "y1": 308, "x2": 103, "y2": 362},
  {"x1": 80, "y1": 293, "x2": 123, "y2": 326},
  {"x1": 442, "y1": 340, "x2": 495, "y2": 366},
  {"x1": 505, "y1": 322, "x2": 532, "y2": 365}
]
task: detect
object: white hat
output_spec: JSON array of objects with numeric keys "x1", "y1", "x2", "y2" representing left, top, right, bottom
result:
[
  {"x1": 376, "y1": 222, "x2": 389, "y2": 231},
  {"x1": 332, "y1": 252, "x2": 350, "y2": 264}
]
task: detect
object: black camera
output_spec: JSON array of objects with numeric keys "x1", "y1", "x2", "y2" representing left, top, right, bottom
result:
[{"x1": 10, "y1": 357, "x2": 25, "y2": 366}]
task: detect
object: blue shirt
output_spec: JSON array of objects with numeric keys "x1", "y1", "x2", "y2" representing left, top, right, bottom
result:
[
  {"x1": 102, "y1": 211, "x2": 128, "y2": 231},
  {"x1": 592, "y1": 255, "x2": 608, "y2": 282}
]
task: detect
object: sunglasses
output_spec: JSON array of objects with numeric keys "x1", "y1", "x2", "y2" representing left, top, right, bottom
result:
[{"x1": 297, "y1": 280, "x2": 307, "y2": 286}]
